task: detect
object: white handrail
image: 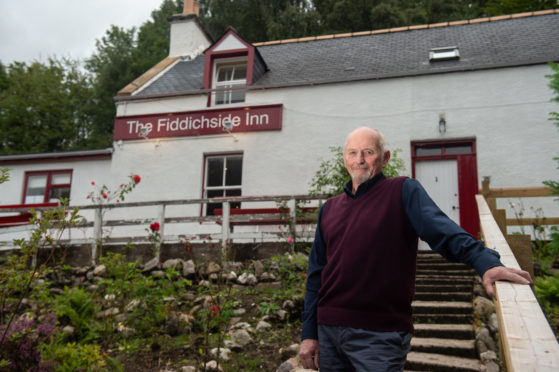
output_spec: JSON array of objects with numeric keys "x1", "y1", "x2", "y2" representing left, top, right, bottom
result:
[{"x1": 476, "y1": 194, "x2": 559, "y2": 372}]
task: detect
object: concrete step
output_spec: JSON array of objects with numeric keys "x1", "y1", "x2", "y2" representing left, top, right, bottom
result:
[
  {"x1": 416, "y1": 269, "x2": 475, "y2": 276},
  {"x1": 411, "y1": 337, "x2": 477, "y2": 358},
  {"x1": 413, "y1": 324, "x2": 474, "y2": 340},
  {"x1": 415, "y1": 284, "x2": 472, "y2": 293},
  {"x1": 415, "y1": 275, "x2": 474, "y2": 285},
  {"x1": 414, "y1": 291, "x2": 472, "y2": 301},
  {"x1": 414, "y1": 313, "x2": 473, "y2": 324},
  {"x1": 416, "y1": 262, "x2": 472, "y2": 271},
  {"x1": 412, "y1": 301, "x2": 472, "y2": 314},
  {"x1": 405, "y1": 351, "x2": 481, "y2": 372}
]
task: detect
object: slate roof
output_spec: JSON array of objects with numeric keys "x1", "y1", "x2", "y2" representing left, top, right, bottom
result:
[{"x1": 133, "y1": 11, "x2": 559, "y2": 98}]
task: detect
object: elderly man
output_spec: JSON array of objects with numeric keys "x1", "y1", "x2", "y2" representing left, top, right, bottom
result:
[{"x1": 299, "y1": 127, "x2": 532, "y2": 371}]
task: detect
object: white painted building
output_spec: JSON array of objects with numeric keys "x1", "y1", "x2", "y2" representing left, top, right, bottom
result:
[{"x1": 1, "y1": 4, "x2": 559, "y2": 246}]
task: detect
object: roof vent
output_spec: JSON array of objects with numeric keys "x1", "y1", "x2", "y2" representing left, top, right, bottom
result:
[{"x1": 429, "y1": 46, "x2": 460, "y2": 62}]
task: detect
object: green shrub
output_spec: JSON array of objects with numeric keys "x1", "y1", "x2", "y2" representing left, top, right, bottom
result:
[{"x1": 53, "y1": 287, "x2": 100, "y2": 343}]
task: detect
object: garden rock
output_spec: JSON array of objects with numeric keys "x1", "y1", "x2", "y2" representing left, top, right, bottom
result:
[
  {"x1": 276, "y1": 358, "x2": 297, "y2": 372},
  {"x1": 480, "y1": 350, "x2": 497, "y2": 363},
  {"x1": 125, "y1": 299, "x2": 141, "y2": 312},
  {"x1": 93, "y1": 264, "x2": 106, "y2": 276},
  {"x1": 474, "y1": 296, "x2": 495, "y2": 319},
  {"x1": 229, "y1": 329, "x2": 252, "y2": 346},
  {"x1": 484, "y1": 361, "x2": 500, "y2": 372},
  {"x1": 256, "y1": 319, "x2": 272, "y2": 331},
  {"x1": 163, "y1": 258, "x2": 183, "y2": 269},
  {"x1": 476, "y1": 326, "x2": 497, "y2": 353},
  {"x1": 182, "y1": 260, "x2": 196, "y2": 277},
  {"x1": 62, "y1": 325, "x2": 75, "y2": 335},
  {"x1": 488, "y1": 313, "x2": 499, "y2": 333},
  {"x1": 204, "y1": 262, "x2": 221, "y2": 275},
  {"x1": 204, "y1": 360, "x2": 223, "y2": 371},
  {"x1": 279, "y1": 344, "x2": 300, "y2": 359},
  {"x1": 253, "y1": 260, "x2": 264, "y2": 277},
  {"x1": 143, "y1": 257, "x2": 160, "y2": 272},
  {"x1": 210, "y1": 347, "x2": 231, "y2": 361}
]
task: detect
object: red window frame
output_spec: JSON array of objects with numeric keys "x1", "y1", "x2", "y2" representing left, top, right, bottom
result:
[{"x1": 22, "y1": 169, "x2": 73, "y2": 204}]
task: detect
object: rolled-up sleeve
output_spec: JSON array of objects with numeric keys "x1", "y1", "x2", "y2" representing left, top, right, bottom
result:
[{"x1": 402, "y1": 178, "x2": 502, "y2": 277}]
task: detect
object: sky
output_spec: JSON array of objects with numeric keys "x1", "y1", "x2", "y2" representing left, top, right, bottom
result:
[{"x1": 0, "y1": 0, "x2": 166, "y2": 65}]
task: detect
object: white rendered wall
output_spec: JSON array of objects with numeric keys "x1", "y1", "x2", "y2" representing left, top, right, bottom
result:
[
  {"x1": 114, "y1": 63, "x2": 559, "y2": 234},
  {"x1": 0, "y1": 158, "x2": 112, "y2": 206}
]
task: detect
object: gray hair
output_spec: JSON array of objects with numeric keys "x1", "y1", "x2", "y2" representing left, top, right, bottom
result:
[{"x1": 344, "y1": 127, "x2": 387, "y2": 160}]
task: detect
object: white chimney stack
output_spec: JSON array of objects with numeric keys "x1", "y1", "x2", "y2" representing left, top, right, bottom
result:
[{"x1": 168, "y1": 0, "x2": 211, "y2": 58}]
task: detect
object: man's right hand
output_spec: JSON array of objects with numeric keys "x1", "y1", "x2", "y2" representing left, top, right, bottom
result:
[{"x1": 299, "y1": 339, "x2": 319, "y2": 370}]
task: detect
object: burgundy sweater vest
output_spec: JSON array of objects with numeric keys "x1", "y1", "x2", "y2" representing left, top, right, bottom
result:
[{"x1": 317, "y1": 176, "x2": 418, "y2": 333}]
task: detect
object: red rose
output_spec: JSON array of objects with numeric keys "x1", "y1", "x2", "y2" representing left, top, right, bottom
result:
[
  {"x1": 133, "y1": 174, "x2": 141, "y2": 184},
  {"x1": 91, "y1": 181, "x2": 95, "y2": 185},
  {"x1": 102, "y1": 193, "x2": 108, "y2": 199},
  {"x1": 150, "y1": 222, "x2": 160, "y2": 232},
  {"x1": 210, "y1": 305, "x2": 221, "y2": 316}
]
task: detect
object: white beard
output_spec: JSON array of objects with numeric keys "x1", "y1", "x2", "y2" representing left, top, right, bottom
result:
[{"x1": 350, "y1": 165, "x2": 375, "y2": 185}]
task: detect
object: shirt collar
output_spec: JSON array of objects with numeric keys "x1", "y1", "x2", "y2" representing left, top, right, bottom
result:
[{"x1": 344, "y1": 172, "x2": 386, "y2": 198}]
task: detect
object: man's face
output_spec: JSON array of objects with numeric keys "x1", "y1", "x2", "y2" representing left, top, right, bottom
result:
[{"x1": 344, "y1": 130, "x2": 387, "y2": 186}]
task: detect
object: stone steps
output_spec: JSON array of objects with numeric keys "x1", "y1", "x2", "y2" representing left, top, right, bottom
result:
[
  {"x1": 406, "y1": 351, "x2": 481, "y2": 372},
  {"x1": 413, "y1": 324, "x2": 474, "y2": 340},
  {"x1": 406, "y1": 252, "x2": 482, "y2": 371}
]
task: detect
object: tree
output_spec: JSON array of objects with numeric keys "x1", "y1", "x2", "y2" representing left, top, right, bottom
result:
[
  {"x1": 84, "y1": 0, "x2": 183, "y2": 149},
  {"x1": 199, "y1": 0, "x2": 321, "y2": 42},
  {"x1": 0, "y1": 59, "x2": 93, "y2": 155},
  {"x1": 482, "y1": 0, "x2": 558, "y2": 16}
]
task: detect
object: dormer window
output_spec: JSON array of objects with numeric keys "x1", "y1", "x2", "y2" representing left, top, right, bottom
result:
[
  {"x1": 214, "y1": 60, "x2": 247, "y2": 105},
  {"x1": 203, "y1": 29, "x2": 268, "y2": 107}
]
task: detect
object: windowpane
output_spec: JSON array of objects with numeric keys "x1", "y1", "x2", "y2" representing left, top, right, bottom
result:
[
  {"x1": 49, "y1": 187, "x2": 70, "y2": 202},
  {"x1": 207, "y1": 158, "x2": 224, "y2": 187},
  {"x1": 231, "y1": 88, "x2": 246, "y2": 104},
  {"x1": 217, "y1": 67, "x2": 233, "y2": 82},
  {"x1": 52, "y1": 173, "x2": 71, "y2": 185},
  {"x1": 416, "y1": 147, "x2": 442, "y2": 156},
  {"x1": 445, "y1": 145, "x2": 472, "y2": 155},
  {"x1": 25, "y1": 175, "x2": 47, "y2": 203},
  {"x1": 206, "y1": 189, "x2": 224, "y2": 216},
  {"x1": 233, "y1": 65, "x2": 247, "y2": 80},
  {"x1": 225, "y1": 157, "x2": 243, "y2": 186},
  {"x1": 226, "y1": 188, "x2": 242, "y2": 210}
]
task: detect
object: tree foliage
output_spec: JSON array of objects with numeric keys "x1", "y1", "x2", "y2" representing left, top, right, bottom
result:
[
  {"x1": 0, "y1": 59, "x2": 93, "y2": 155},
  {"x1": 199, "y1": 0, "x2": 321, "y2": 42}
]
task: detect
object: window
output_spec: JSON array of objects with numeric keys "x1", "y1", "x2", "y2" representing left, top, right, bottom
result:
[
  {"x1": 429, "y1": 46, "x2": 460, "y2": 62},
  {"x1": 23, "y1": 170, "x2": 72, "y2": 204},
  {"x1": 204, "y1": 154, "x2": 243, "y2": 215},
  {"x1": 214, "y1": 61, "x2": 247, "y2": 105}
]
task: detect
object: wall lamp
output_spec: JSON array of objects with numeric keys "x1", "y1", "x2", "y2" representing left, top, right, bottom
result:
[{"x1": 438, "y1": 115, "x2": 446, "y2": 134}]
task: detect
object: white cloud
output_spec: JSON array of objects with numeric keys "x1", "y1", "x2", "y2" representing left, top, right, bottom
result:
[{"x1": 0, "y1": 0, "x2": 167, "y2": 65}]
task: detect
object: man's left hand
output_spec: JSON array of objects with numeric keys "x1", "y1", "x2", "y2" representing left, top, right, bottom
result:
[{"x1": 482, "y1": 266, "x2": 533, "y2": 298}]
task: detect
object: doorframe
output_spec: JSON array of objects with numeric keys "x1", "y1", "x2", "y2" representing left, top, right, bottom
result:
[{"x1": 410, "y1": 137, "x2": 480, "y2": 237}]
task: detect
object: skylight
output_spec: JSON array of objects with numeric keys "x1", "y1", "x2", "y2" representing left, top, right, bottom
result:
[{"x1": 429, "y1": 46, "x2": 460, "y2": 62}]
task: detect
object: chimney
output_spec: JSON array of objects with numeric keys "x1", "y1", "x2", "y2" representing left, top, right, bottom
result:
[
  {"x1": 168, "y1": 0, "x2": 210, "y2": 58},
  {"x1": 183, "y1": 0, "x2": 199, "y2": 16}
]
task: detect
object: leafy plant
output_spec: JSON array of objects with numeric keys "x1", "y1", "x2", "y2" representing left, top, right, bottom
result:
[
  {"x1": 52, "y1": 287, "x2": 100, "y2": 343},
  {"x1": 42, "y1": 342, "x2": 115, "y2": 372},
  {"x1": 535, "y1": 273, "x2": 559, "y2": 337}
]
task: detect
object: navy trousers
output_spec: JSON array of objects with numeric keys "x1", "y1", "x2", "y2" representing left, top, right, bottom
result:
[{"x1": 318, "y1": 325, "x2": 412, "y2": 372}]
